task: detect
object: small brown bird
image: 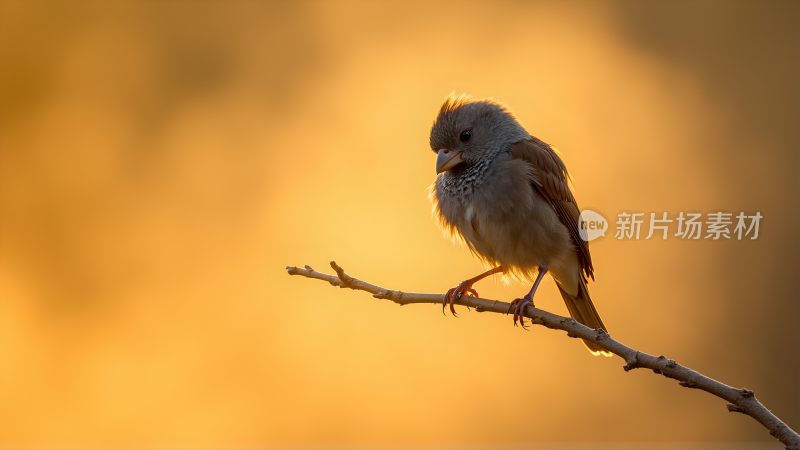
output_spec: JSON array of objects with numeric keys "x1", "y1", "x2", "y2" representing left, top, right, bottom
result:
[{"x1": 429, "y1": 95, "x2": 610, "y2": 356}]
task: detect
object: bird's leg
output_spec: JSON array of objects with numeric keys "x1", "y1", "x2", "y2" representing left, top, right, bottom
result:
[
  {"x1": 508, "y1": 265, "x2": 548, "y2": 329},
  {"x1": 444, "y1": 266, "x2": 504, "y2": 316}
]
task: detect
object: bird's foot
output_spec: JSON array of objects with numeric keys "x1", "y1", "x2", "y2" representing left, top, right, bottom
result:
[
  {"x1": 507, "y1": 295, "x2": 535, "y2": 329},
  {"x1": 443, "y1": 281, "x2": 479, "y2": 317}
]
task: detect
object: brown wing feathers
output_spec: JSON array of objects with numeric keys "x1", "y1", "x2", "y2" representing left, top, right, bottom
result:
[{"x1": 510, "y1": 138, "x2": 595, "y2": 281}]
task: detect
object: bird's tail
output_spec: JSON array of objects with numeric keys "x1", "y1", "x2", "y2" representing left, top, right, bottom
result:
[{"x1": 557, "y1": 280, "x2": 612, "y2": 357}]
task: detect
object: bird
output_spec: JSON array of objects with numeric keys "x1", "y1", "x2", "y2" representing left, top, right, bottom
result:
[{"x1": 429, "y1": 94, "x2": 610, "y2": 356}]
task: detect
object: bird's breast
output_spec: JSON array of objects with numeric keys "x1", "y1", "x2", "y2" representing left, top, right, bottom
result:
[{"x1": 434, "y1": 158, "x2": 573, "y2": 273}]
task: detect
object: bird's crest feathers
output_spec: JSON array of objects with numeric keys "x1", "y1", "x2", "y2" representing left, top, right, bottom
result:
[{"x1": 437, "y1": 93, "x2": 511, "y2": 118}]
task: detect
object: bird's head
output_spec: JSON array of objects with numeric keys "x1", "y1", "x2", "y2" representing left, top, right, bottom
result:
[{"x1": 429, "y1": 94, "x2": 529, "y2": 174}]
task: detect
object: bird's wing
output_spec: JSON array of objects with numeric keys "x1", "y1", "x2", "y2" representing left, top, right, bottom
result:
[{"x1": 510, "y1": 138, "x2": 594, "y2": 281}]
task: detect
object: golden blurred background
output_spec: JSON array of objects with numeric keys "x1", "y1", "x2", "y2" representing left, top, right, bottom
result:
[{"x1": 1, "y1": 0, "x2": 798, "y2": 448}]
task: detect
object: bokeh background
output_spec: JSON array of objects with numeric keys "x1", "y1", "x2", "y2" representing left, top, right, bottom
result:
[{"x1": 1, "y1": 0, "x2": 798, "y2": 448}]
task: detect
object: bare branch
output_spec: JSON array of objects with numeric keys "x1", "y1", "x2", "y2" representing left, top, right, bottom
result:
[{"x1": 286, "y1": 261, "x2": 800, "y2": 450}]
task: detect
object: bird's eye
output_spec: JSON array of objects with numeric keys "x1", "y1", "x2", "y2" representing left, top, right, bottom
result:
[{"x1": 459, "y1": 129, "x2": 472, "y2": 142}]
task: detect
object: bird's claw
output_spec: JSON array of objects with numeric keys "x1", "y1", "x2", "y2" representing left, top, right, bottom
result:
[
  {"x1": 508, "y1": 297, "x2": 534, "y2": 329},
  {"x1": 443, "y1": 282, "x2": 479, "y2": 317}
]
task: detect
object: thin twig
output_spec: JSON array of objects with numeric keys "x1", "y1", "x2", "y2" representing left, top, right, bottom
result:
[{"x1": 286, "y1": 261, "x2": 800, "y2": 450}]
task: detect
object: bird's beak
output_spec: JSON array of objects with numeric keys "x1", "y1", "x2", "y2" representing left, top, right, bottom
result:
[{"x1": 436, "y1": 149, "x2": 464, "y2": 174}]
